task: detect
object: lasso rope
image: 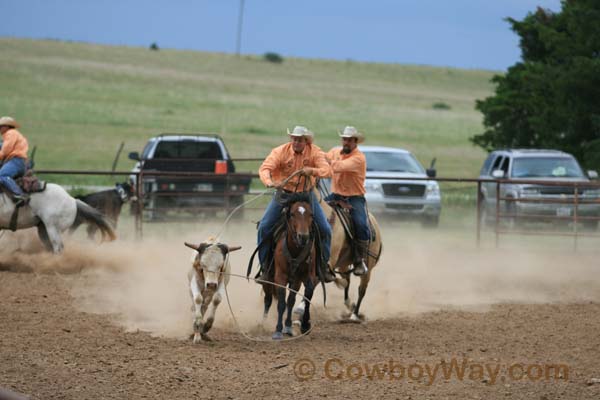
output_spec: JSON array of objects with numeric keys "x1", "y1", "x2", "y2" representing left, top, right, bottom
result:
[
  {"x1": 215, "y1": 169, "x2": 306, "y2": 240},
  {"x1": 222, "y1": 270, "x2": 317, "y2": 342}
]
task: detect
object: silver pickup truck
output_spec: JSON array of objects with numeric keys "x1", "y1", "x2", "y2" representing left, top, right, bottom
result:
[{"x1": 479, "y1": 149, "x2": 600, "y2": 229}]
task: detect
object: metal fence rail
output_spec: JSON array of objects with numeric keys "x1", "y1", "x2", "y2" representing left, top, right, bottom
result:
[{"x1": 34, "y1": 169, "x2": 600, "y2": 248}]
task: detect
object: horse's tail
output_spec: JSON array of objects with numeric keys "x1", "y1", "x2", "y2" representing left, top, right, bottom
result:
[{"x1": 74, "y1": 199, "x2": 117, "y2": 241}]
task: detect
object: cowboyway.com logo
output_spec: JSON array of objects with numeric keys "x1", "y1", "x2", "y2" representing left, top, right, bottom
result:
[{"x1": 292, "y1": 357, "x2": 569, "y2": 385}]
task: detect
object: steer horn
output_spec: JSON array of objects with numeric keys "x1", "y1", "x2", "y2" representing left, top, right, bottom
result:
[
  {"x1": 184, "y1": 242, "x2": 211, "y2": 253},
  {"x1": 184, "y1": 242, "x2": 198, "y2": 250},
  {"x1": 227, "y1": 245, "x2": 242, "y2": 252}
]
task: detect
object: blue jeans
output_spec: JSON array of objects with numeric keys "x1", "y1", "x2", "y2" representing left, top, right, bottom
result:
[
  {"x1": 258, "y1": 191, "x2": 331, "y2": 267},
  {"x1": 326, "y1": 193, "x2": 371, "y2": 241},
  {"x1": 0, "y1": 157, "x2": 26, "y2": 196}
]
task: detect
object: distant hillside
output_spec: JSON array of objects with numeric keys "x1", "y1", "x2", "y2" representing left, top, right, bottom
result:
[{"x1": 0, "y1": 38, "x2": 495, "y2": 182}]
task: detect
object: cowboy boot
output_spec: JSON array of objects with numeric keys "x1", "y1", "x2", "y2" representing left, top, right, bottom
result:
[{"x1": 352, "y1": 239, "x2": 370, "y2": 276}]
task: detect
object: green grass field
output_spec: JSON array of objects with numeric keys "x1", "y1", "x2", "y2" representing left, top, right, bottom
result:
[{"x1": 0, "y1": 37, "x2": 496, "y2": 185}]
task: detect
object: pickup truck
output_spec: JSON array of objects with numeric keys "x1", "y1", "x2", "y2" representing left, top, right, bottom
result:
[{"x1": 128, "y1": 134, "x2": 251, "y2": 219}]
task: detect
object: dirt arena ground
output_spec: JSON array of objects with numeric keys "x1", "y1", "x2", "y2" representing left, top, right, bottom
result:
[{"x1": 2, "y1": 220, "x2": 600, "y2": 399}]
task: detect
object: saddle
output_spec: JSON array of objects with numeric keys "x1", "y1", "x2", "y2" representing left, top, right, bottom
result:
[
  {"x1": 0, "y1": 170, "x2": 46, "y2": 232},
  {"x1": 15, "y1": 170, "x2": 46, "y2": 193},
  {"x1": 327, "y1": 199, "x2": 377, "y2": 269},
  {"x1": 247, "y1": 193, "x2": 326, "y2": 282}
]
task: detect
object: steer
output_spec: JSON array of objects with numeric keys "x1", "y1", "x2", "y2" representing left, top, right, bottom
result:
[{"x1": 185, "y1": 238, "x2": 241, "y2": 343}]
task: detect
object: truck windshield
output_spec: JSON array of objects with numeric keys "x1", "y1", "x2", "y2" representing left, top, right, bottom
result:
[
  {"x1": 364, "y1": 151, "x2": 425, "y2": 174},
  {"x1": 511, "y1": 157, "x2": 585, "y2": 178},
  {"x1": 154, "y1": 141, "x2": 222, "y2": 159}
]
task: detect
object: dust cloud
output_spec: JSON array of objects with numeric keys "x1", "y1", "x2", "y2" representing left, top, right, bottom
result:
[{"x1": 2, "y1": 220, "x2": 600, "y2": 339}]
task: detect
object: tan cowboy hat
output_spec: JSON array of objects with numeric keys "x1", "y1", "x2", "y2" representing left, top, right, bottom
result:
[
  {"x1": 287, "y1": 125, "x2": 314, "y2": 144},
  {"x1": 0, "y1": 116, "x2": 19, "y2": 128},
  {"x1": 338, "y1": 126, "x2": 364, "y2": 143}
]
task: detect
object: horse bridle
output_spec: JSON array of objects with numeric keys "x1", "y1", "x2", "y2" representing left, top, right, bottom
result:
[{"x1": 283, "y1": 202, "x2": 315, "y2": 278}]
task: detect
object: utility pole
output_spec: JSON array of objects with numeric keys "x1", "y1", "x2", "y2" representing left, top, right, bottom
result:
[{"x1": 236, "y1": 0, "x2": 245, "y2": 57}]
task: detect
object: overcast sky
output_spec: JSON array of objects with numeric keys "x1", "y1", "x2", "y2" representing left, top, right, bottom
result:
[{"x1": 0, "y1": 0, "x2": 562, "y2": 71}]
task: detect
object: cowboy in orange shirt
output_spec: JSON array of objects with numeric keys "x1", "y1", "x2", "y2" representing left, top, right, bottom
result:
[
  {"x1": 326, "y1": 126, "x2": 370, "y2": 275},
  {"x1": 258, "y1": 126, "x2": 335, "y2": 282},
  {"x1": 0, "y1": 116, "x2": 29, "y2": 205}
]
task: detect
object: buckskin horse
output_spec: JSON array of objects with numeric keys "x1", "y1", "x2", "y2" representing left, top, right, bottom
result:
[
  {"x1": 0, "y1": 183, "x2": 116, "y2": 253},
  {"x1": 261, "y1": 192, "x2": 319, "y2": 340}
]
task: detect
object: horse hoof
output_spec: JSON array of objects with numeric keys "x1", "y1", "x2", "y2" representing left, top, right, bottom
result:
[
  {"x1": 272, "y1": 331, "x2": 284, "y2": 340},
  {"x1": 200, "y1": 333, "x2": 213, "y2": 342},
  {"x1": 340, "y1": 311, "x2": 352, "y2": 320},
  {"x1": 282, "y1": 326, "x2": 294, "y2": 336},
  {"x1": 301, "y1": 324, "x2": 311, "y2": 334},
  {"x1": 293, "y1": 306, "x2": 305, "y2": 318},
  {"x1": 193, "y1": 334, "x2": 202, "y2": 344},
  {"x1": 350, "y1": 313, "x2": 363, "y2": 323}
]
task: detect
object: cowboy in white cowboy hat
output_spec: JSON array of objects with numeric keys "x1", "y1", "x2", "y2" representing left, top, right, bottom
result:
[
  {"x1": 338, "y1": 125, "x2": 365, "y2": 144},
  {"x1": 326, "y1": 126, "x2": 370, "y2": 275},
  {"x1": 257, "y1": 125, "x2": 336, "y2": 282},
  {"x1": 287, "y1": 125, "x2": 314, "y2": 144},
  {"x1": 0, "y1": 116, "x2": 30, "y2": 206}
]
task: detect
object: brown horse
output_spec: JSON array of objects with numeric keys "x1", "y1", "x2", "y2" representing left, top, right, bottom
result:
[
  {"x1": 262, "y1": 192, "x2": 318, "y2": 340},
  {"x1": 295, "y1": 188, "x2": 382, "y2": 322}
]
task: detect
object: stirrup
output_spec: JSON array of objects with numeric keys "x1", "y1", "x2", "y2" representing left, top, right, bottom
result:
[
  {"x1": 321, "y1": 264, "x2": 336, "y2": 283},
  {"x1": 352, "y1": 260, "x2": 368, "y2": 276},
  {"x1": 14, "y1": 195, "x2": 30, "y2": 208}
]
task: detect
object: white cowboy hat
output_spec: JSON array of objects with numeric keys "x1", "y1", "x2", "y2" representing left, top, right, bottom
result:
[
  {"x1": 287, "y1": 125, "x2": 314, "y2": 144},
  {"x1": 338, "y1": 126, "x2": 364, "y2": 143},
  {"x1": 0, "y1": 116, "x2": 19, "y2": 128}
]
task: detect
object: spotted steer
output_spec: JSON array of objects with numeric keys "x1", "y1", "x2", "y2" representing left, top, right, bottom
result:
[{"x1": 185, "y1": 238, "x2": 241, "y2": 343}]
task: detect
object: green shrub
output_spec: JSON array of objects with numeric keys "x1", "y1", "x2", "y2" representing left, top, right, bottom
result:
[
  {"x1": 432, "y1": 101, "x2": 451, "y2": 110},
  {"x1": 263, "y1": 52, "x2": 283, "y2": 64}
]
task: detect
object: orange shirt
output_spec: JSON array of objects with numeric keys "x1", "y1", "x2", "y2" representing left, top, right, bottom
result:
[
  {"x1": 259, "y1": 143, "x2": 332, "y2": 192},
  {"x1": 0, "y1": 128, "x2": 29, "y2": 161},
  {"x1": 326, "y1": 147, "x2": 366, "y2": 196}
]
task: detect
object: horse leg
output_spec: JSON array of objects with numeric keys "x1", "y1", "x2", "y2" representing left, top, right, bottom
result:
[
  {"x1": 43, "y1": 223, "x2": 64, "y2": 254},
  {"x1": 343, "y1": 272, "x2": 353, "y2": 311},
  {"x1": 301, "y1": 279, "x2": 315, "y2": 334},
  {"x1": 262, "y1": 284, "x2": 273, "y2": 320},
  {"x1": 293, "y1": 298, "x2": 306, "y2": 321},
  {"x1": 272, "y1": 286, "x2": 286, "y2": 340},
  {"x1": 351, "y1": 273, "x2": 371, "y2": 322},
  {"x1": 37, "y1": 223, "x2": 54, "y2": 252},
  {"x1": 283, "y1": 281, "x2": 300, "y2": 336}
]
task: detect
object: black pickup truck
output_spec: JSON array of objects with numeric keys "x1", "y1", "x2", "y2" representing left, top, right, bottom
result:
[{"x1": 128, "y1": 134, "x2": 251, "y2": 219}]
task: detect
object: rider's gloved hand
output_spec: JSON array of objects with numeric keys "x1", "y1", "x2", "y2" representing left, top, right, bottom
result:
[
  {"x1": 267, "y1": 180, "x2": 282, "y2": 189},
  {"x1": 300, "y1": 167, "x2": 314, "y2": 177}
]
